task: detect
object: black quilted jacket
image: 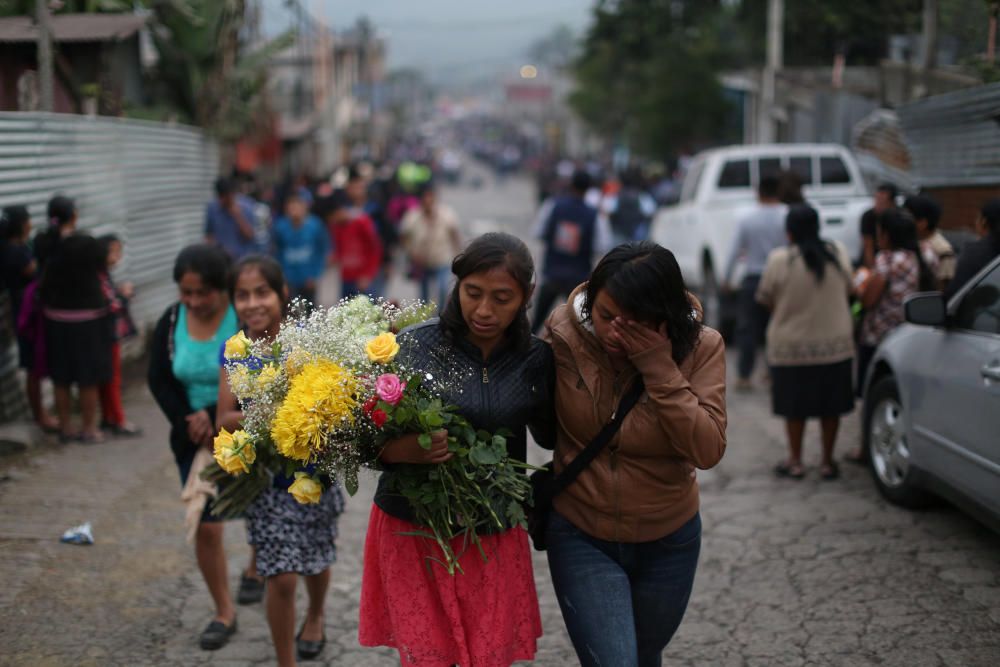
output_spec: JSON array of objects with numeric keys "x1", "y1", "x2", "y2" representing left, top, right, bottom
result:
[{"x1": 373, "y1": 319, "x2": 556, "y2": 526}]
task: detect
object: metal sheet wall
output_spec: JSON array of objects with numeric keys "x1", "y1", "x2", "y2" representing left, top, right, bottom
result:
[
  {"x1": 896, "y1": 83, "x2": 1000, "y2": 188},
  {"x1": 0, "y1": 112, "x2": 218, "y2": 339}
]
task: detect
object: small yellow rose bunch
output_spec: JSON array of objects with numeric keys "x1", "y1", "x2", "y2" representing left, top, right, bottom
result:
[
  {"x1": 366, "y1": 332, "x2": 399, "y2": 364},
  {"x1": 213, "y1": 427, "x2": 257, "y2": 475},
  {"x1": 288, "y1": 472, "x2": 323, "y2": 504},
  {"x1": 224, "y1": 331, "x2": 253, "y2": 360}
]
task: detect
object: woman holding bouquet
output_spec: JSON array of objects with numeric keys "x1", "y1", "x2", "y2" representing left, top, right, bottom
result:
[
  {"x1": 359, "y1": 232, "x2": 555, "y2": 666},
  {"x1": 216, "y1": 255, "x2": 344, "y2": 667},
  {"x1": 541, "y1": 242, "x2": 727, "y2": 667}
]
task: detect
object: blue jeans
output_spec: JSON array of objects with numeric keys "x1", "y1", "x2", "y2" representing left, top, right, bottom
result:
[
  {"x1": 737, "y1": 275, "x2": 769, "y2": 380},
  {"x1": 546, "y1": 511, "x2": 701, "y2": 667}
]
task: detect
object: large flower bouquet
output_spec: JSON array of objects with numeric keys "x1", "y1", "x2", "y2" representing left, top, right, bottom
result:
[{"x1": 203, "y1": 296, "x2": 533, "y2": 574}]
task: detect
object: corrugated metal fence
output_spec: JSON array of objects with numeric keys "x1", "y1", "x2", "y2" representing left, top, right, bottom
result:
[
  {"x1": 896, "y1": 82, "x2": 1000, "y2": 188},
  {"x1": 0, "y1": 112, "x2": 217, "y2": 420}
]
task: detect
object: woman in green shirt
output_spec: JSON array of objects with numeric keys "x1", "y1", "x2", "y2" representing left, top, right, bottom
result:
[{"x1": 147, "y1": 244, "x2": 258, "y2": 651}]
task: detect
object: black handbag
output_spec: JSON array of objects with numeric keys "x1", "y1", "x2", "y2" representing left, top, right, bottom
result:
[{"x1": 528, "y1": 378, "x2": 645, "y2": 551}]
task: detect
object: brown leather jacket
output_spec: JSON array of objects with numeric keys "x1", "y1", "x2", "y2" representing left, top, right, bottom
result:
[{"x1": 544, "y1": 285, "x2": 727, "y2": 543}]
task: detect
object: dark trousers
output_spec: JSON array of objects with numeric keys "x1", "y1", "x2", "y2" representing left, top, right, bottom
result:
[
  {"x1": 532, "y1": 280, "x2": 578, "y2": 333},
  {"x1": 737, "y1": 275, "x2": 770, "y2": 380},
  {"x1": 546, "y1": 511, "x2": 702, "y2": 667}
]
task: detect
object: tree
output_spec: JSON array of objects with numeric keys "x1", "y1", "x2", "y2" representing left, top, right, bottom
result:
[{"x1": 569, "y1": 0, "x2": 731, "y2": 158}]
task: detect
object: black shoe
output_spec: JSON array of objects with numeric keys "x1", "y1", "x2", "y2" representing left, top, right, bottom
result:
[
  {"x1": 296, "y1": 629, "x2": 326, "y2": 661},
  {"x1": 199, "y1": 618, "x2": 237, "y2": 650},
  {"x1": 237, "y1": 573, "x2": 264, "y2": 605}
]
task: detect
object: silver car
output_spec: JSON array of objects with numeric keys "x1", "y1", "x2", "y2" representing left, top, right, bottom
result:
[{"x1": 862, "y1": 255, "x2": 1000, "y2": 530}]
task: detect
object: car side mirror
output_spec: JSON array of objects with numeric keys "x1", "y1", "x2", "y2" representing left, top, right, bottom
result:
[{"x1": 904, "y1": 292, "x2": 946, "y2": 326}]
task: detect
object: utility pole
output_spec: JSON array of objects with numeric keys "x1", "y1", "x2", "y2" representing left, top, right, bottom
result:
[
  {"x1": 759, "y1": 0, "x2": 783, "y2": 143},
  {"x1": 921, "y1": 0, "x2": 939, "y2": 71},
  {"x1": 36, "y1": 0, "x2": 54, "y2": 112}
]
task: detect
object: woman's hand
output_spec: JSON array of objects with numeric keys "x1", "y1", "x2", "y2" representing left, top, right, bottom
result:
[
  {"x1": 379, "y1": 430, "x2": 452, "y2": 465},
  {"x1": 609, "y1": 317, "x2": 669, "y2": 357},
  {"x1": 186, "y1": 409, "x2": 214, "y2": 447}
]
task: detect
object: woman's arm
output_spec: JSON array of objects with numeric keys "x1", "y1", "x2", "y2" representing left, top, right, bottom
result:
[
  {"x1": 147, "y1": 310, "x2": 191, "y2": 427},
  {"x1": 613, "y1": 321, "x2": 727, "y2": 470},
  {"x1": 527, "y1": 344, "x2": 557, "y2": 450},
  {"x1": 860, "y1": 272, "x2": 886, "y2": 308}
]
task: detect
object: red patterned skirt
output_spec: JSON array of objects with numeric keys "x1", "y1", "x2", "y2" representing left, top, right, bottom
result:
[{"x1": 359, "y1": 504, "x2": 542, "y2": 666}]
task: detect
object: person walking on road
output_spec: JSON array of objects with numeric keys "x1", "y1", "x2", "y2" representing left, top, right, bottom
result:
[
  {"x1": 906, "y1": 194, "x2": 955, "y2": 291},
  {"x1": 147, "y1": 244, "x2": 261, "y2": 651},
  {"x1": 858, "y1": 183, "x2": 898, "y2": 268},
  {"x1": 272, "y1": 191, "x2": 328, "y2": 305},
  {"x1": 217, "y1": 256, "x2": 343, "y2": 667},
  {"x1": 360, "y1": 233, "x2": 555, "y2": 667},
  {"x1": 205, "y1": 177, "x2": 261, "y2": 261},
  {"x1": 722, "y1": 175, "x2": 787, "y2": 391},
  {"x1": 399, "y1": 181, "x2": 462, "y2": 310},
  {"x1": 756, "y1": 205, "x2": 855, "y2": 480},
  {"x1": 530, "y1": 169, "x2": 610, "y2": 333},
  {"x1": 541, "y1": 242, "x2": 727, "y2": 667}
]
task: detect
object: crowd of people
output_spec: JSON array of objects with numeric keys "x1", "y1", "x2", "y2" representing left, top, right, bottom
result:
[
  {"x1": 722, "y1": 173, "x2": 1000, "y2": 476},
  {"x1": 0, "y1": 196, "x2": 140, "y2": 443}
]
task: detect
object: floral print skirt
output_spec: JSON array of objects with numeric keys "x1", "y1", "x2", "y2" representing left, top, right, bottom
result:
[
  {"x1": 245, "y1": 485, "x2": 344, "y2": 578},
  {"x1": 359, "y1": 504, "x2": 542, "y2": 667}
]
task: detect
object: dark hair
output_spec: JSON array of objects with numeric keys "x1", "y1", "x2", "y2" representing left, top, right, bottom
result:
[
  {"x1": 785, "y1": 204, "x2": 841, "y2": 282},
  {"x1": 876, "y1": 182, "x2": 899, "y2": 199},
  {"x1": 1, "y1": 205, "x2": 29, "y2": 241},
  {"x1": 571, "y1": 169, "x2": 592, "y2": 194},
  {"x1": 877, "y1": 209, "x2": 936, "y2": 292},
  {"x1": 777, "y1": 170, "x2": 804, "y2": 204},
  {"x1": 231, "y1": 254, "x2": 288, "y2": 309},
  {"x1": 439, "y1": 232, "x2": 535, "y2": 351},
  {"x1": 981, "y1": 198, "x2": 1000, "y2": 237},
  {"x1": 758, "y1": 175, "x2": 780, "y2": 200},
  {"x1": 172, "y1": 243, "x2": 231, "y2": 291},
  {"x1": 903, "y1": 195, "x2": 942, "y2": 231},
  {"x1": 416, "y1": 181, "x2": 436, "y2": 198},
  {"x1": 215, "y1": 177, "x2": 236, "y2": 197},
  {"x1": 584, "y1": 242, "x2": 702, "y2": 365},
  {"x1": 47, "y1": 195, "x2": 75, "y2": 227},
  {"x1": 35, "y1": 195, "x2": 77, "y2": 270}
]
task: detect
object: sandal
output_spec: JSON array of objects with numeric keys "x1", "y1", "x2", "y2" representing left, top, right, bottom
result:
[
  {"x1": 774, "y1": 461, "x2": 805, "y2": 479},
  {"x1": 199, "y1": 617, "x2": 237, "y2": 650},
  {"x1": 821, "y1": 462, "x2": 841, "y2": 481},
  {"x1": 237, "y1": 573, "x2": 265, "y2": 605},
  {"x1": 108, "y1": 422, "x2": 143, "y2": 437}
]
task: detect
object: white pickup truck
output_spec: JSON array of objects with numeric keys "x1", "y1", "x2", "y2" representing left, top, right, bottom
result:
[{"x1": 650, "y1": 143, "x2": 871, "y2": 338}]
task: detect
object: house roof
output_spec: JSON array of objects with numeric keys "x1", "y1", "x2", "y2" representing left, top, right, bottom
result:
[{"x1": 0, "y1": 14, "x2": 146, "y2": 44}]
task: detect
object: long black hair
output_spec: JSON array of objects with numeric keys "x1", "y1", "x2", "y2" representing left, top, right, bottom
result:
[
  {"x1": 877, "y1": 209, "x2": 937, "y2": 292},
  {"x1": 439, "y1": 232, "x2": 535, "y2": 351},
  {"x1": 786, "y1": 204, "x2": 841, "y2": 282},
  {"x1": 584, "y1": 242, "x2": 702, "y2": 365},
  {"x1": 34, "y1": 195, "x2": 77, "y2": 270}
]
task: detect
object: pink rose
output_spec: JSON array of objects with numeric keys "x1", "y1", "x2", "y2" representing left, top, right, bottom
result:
[{"x1": 375, "y1": 374, "x2": 406, "y2": 406}]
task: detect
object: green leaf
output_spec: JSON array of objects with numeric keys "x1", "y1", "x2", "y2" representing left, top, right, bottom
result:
[
  {"x1": 344, "y1": 470, "x2": 359, "y2": 496},
  {"x1": 417, "y1": 433, "x2": 432, "y2": 449}
]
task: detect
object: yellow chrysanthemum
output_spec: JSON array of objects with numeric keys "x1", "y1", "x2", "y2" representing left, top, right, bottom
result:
[{"x1": 270, "y1": 359, "x2": 358, "y2": 462}]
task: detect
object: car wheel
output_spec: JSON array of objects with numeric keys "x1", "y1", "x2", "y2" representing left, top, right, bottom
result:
[{"x1": 863, "y1": 375, "x2": 931, "y2": 508}]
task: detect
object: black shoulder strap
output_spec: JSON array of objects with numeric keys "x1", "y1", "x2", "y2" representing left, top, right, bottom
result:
[{"x1": 547, "y1": 377, "x2": 645, "y2": 499}]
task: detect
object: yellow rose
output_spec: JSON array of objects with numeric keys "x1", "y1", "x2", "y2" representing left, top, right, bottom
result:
[
  {"x1": 288, "y1": 472, "x2": 323, "y2": 504},
  {"x1": 232, "y1": 430, "x2": 256, "y2": 466},
  {"x1": 213, "y1": 428, "x2": 248, "y2": 474},
  {"x1": 224, "y1": 331, "x2": 253, "y2": 360},
  {"x1": 255, "y1": 364, "x2": 280, "y2": 391},
  {"x1": 365, "y1": 332, "x2": 400, "y2": 364}
]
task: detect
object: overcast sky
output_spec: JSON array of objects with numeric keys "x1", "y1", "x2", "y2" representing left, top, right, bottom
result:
[{"x1": 262, "y1": 0, "x2": 594, "y2": 83}]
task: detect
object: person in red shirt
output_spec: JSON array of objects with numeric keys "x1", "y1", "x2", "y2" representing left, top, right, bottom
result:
[{"x1": 320, "y1": 191, "x2": 383, "y2": 299}]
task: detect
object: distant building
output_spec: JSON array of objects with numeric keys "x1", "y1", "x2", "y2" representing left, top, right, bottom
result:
[{"x1": 0, "y1": 13, "x2": 146, "y2": 116}]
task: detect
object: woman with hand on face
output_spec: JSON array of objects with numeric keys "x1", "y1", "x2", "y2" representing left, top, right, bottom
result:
[
  {"x1": 215, "y1": 255, "x2": 344, "y2": 667},
  {"x1": 359, "y1": 232, "x2": 555, "y2": 667},
  {"x1": 541, "y1": 242, "x2": 727, "y2": 667},
  {"x1": 147, "y1": 244, "x2": 261, "y2": 651}
]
